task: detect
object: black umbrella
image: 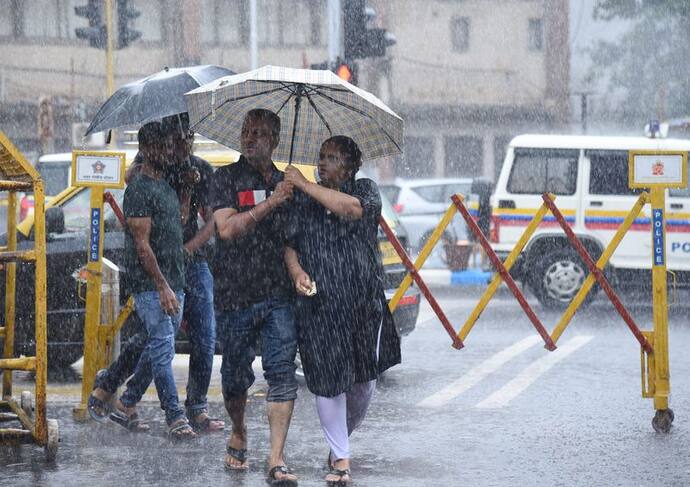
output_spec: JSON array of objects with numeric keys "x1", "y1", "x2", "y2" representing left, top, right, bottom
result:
[{"x1": 84, "y1": 64, "x2": 235, "y2": 136}]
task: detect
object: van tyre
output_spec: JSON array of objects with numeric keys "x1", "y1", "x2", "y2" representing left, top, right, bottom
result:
[{"x1": 531, "y1": 248, "x2": 597, "y2": 309}]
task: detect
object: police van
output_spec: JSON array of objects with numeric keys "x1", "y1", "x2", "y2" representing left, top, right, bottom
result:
[{"x1": 490, "y1": 134, "x2": 690, "y2": 309}]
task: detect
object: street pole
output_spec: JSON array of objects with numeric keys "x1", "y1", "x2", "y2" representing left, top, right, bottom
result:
[
  {"x1": 105, "y1": 0, "x2": 114, "y2": 147},
  {"x1": 105, "y1": 0, "x2": 114, "y2": 97},
  {"x1": 249, "y1": 0, "x2": 258, "y2": 69},
  {"x1": 327, "y1": 0, "x2": 341, "y2": 65}
]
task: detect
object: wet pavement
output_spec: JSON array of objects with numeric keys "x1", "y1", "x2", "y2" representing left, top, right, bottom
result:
[{"x1": 3, "y1": 286, "x2": 690, "y2": 485}]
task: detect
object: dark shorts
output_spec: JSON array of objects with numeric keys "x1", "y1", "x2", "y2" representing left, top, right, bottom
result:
[{"x1": 217, "y1": 296, "x2": 298, "y2": 402}]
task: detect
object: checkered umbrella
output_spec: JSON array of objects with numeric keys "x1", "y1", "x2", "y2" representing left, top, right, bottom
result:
[{"x1": 185, "y1": 65, "x2": 403, "y2": 165}]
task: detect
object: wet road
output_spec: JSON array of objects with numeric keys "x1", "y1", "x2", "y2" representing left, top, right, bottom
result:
[{"x1": 3, "y1": 285, "x2": 690, "y2": 486}]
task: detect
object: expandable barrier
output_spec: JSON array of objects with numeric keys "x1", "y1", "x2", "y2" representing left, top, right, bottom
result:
[
  {"x1": 387, "y1": 186, "x2": 675, "y2": 432},
  {"x1": 0, "y1": 131, "x2": 59, "y2": 460}
]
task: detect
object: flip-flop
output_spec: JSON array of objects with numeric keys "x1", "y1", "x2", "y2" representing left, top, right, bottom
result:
[
  {"x1": 266, "y1": 465, "x2": 298, "y2": 486},
  {"x1": 326, "y1": 467, "x2": 351, "y2": 486},
  {"x1": 225, "y1": 445, "x2": 248, "y2": 470},
  {"x1": 87, "y1": 393, "x2": 111, "y2": 423},
  {"x1": 109, "y1": 409, "x2": 150, "y2": 433},
  {"x1": 168, "y1": 419, "x2": 198, "y2": 441}
]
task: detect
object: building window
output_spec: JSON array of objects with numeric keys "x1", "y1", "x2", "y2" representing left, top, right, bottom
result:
[
  {"x1": 450, "y1": 17, "x2": 469, "y2": 52},
  {"x1": 0, "y1": 0, "x2": 14, "y2": 37},
  {"x1": 23, "y1": 0, "x2": 60, "y2": 38},
  {"x1": 444, "y1": 136, "x2": 483, "y2": 178},
  {"x1": 528, "y1": 18, "x2": 543, "y2": 51},
  {"x1": 201, "y1": 0, "x2": 323, "y2": 47},
  {"x1": 400, "y1": 136, "x2": 435, "y2": 178},
  {"x1": 132, "y1": 0, "x2": 163, "y2": 42},
  {"x1": 201, "y1": 0, "x2": 246, "y2": 46}
]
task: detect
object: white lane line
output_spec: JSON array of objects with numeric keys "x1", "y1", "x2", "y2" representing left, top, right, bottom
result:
[
  {"x1": 475, "y1": 335, "x2": 594, "y2": 409},
  {"x1": 417, "y1": 335, "x2": 542, "y2": 408}
]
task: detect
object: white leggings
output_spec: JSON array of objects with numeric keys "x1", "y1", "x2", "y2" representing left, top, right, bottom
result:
[
  {"x1": 314, "y1": 321, "x2": 382, "y2": 461},
  {"x1": 315, "y1": 380, "x2": 376, "y2": 461}
]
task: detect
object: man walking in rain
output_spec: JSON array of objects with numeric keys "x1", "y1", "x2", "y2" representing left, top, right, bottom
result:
[
  {"x1": 88, "y1": 114, "x2": 224, "y2": 433},
  {"x1": 113, "y1": 121, "x2": 196, "y2": 439},
  {"x1": 211, "y1": 108, "x2": 298, "y2": 486}
]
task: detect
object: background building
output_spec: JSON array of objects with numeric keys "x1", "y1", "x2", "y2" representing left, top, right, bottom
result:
[{"x1": 0, "y1": 0, "x2": 569, "y2": 180}]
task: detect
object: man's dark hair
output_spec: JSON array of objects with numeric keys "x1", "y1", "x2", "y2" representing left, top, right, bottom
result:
[
  {"x1": 138, "y1": 121, "x2": 164, "y2": 148},
  {"x1": 161, "y1": 113, "x2": 190, "y2": 138},
  {"x1": 245, "y1": 108, "x2": 280, "y2": 138},
  {"x1": 324, "y1": 135, "x2": 362, "y2": 176}
]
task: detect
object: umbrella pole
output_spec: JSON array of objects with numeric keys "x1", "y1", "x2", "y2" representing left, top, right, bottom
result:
[{"x1": 287, "y1": 86, "x2": 304, "y2": 165}]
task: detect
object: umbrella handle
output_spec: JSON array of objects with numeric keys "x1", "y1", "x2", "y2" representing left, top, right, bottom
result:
[{"x1": 287, "y1": 86, "x2": 304, "y2": 166}]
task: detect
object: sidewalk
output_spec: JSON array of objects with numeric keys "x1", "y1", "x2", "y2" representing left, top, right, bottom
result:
[{"x1": 12, "y1": 355, "x2": 264, "y2": 404}]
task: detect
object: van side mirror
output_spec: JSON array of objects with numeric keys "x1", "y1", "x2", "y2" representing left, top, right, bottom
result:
[{"x1": 45, "y1": 206, "x2": 65, "y2": 235}]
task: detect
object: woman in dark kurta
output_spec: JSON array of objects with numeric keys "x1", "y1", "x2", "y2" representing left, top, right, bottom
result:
[{"x1": 284, "y1": 136, "x2": 401, "y2": 485}]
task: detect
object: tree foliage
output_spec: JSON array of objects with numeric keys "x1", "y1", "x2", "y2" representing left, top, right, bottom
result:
[{"x1": 588, "y1": 0, "x2": 690, "y2": 123}]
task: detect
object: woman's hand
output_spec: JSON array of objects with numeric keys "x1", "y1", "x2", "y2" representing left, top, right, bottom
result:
[
  {"x1": 293, "y1": 271, "x2": 313, "y2": 296},
  {"x1": 284, "y1": 165, "x2": 309, "y2": 190}
]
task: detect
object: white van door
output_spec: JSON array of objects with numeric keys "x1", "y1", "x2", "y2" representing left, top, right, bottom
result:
[
  {"x1": 583, "y1": 150, "x2": 650, "y2": 270},
  {"x1": 666, "y1": 184, "x2": 690, "y2": 270}
]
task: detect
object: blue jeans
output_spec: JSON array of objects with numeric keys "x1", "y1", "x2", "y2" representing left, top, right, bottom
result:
[
  {"x1": 183, "y1": 262, "x2": 216, "y2": 418},
  {"x1": 217, "y1": 297, "x2": 298, "y2": 402},
  {"x1": 121, "y1": 290, "x2": 185, "y2": 425}
]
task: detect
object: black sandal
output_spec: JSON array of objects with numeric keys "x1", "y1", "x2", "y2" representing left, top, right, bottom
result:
[
  {"x1": 88, "y1": 393, "x2": 111, "y2": 423},
  {"x1": 225, "y1": 445, "x2": 248, "y2": 470},
  {"x1": 326, "y1": 466, "x2": 351, "y2": 486},
  {"x1": 109, "y1": 409, "x2": 150, "y2": 433},
  {"x1": 266, "y1": 465, "x2": 298, "y2": 486}
]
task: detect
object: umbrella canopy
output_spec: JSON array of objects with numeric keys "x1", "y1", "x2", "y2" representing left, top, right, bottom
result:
[
  {"x1": 185, "y1": 65, "x2": 403, "y2": 165},
  {"x1": 84, "y1": 64, "x2": 235, "y2": 136}
]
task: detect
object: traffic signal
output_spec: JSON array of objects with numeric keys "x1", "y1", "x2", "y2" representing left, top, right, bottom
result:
[
  {"x1": 117, "y1": 0, "x2": 142, "y2": 49},
  {"x1": 335, "y1": 60, "x2": 356, "y2": 84},
  {"x1": 310, "y1": 59, "x2": 357, "y2": 85},
  {"x1": 343, "y1": 0, "x2": 396, "y2": 59},
  {"x1": 74, "y1": 0, "x2": 106, "y2": 49}
]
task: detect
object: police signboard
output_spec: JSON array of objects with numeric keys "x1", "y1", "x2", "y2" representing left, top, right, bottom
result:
[
  {"x1": 652, "y1": 208, "x2": 665, "y2": 265},
  {"x1": 628, "y1": 151, "x2": 687, "y2": 189},
  {"x1": 71, "y1": 150, "x2": 126, "y2": 189},
  {"x1": 89, "y1": 208, "x2": 101, "y2": 262}
]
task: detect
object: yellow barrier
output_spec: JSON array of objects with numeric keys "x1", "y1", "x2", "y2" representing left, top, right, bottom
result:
[{"x1": 0, "y1": 131, "x2": 58, "y2": 460}]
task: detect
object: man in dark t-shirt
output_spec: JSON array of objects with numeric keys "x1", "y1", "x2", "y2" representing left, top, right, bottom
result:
[
  {"x1": 89, "y1": 115, "x2": 223, "y2": 433},
  {"x1": 211, "y1": 109, "x2": 298, "y2": 485},
  {"x1": 109, "y1": 122, "x2": 196, "y2": 439}
]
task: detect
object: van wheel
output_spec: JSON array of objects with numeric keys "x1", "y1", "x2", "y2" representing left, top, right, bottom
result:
[{"x1": 532, "y1": 248, "x2": 597, "y2": 309}]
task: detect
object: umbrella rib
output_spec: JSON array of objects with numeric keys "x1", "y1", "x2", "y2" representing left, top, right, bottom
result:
[
  {"x1": 303, "y1": 90, "x2": 333, "y2": 136},
  {"x1": 192, "y1": 86, "x2": 289, "y2": 127},
  {"x1": 313, "y1": 91, "x2": 403, "y2": 154}
]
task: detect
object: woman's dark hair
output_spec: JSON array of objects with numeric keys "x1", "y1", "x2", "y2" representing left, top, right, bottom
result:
[{"x1": 325, "y1": 135, "x2": 362, "y2": 177}]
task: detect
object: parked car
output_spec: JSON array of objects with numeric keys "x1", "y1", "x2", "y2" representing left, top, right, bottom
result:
[
  {"x1": 380, "y1": 178, "x2": 478, "y2": 261},
  {"x1": 2, "y1": 150, "x2": 420, "y2": 368}
]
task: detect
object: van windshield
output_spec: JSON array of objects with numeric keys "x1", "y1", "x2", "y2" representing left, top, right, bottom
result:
[{"x1": 36, "y1": 163, "x2": 70, "y2": 196}]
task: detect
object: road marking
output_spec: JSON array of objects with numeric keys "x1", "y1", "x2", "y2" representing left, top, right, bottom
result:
[
  {"x1": 475, "y1": 335, "x2": 594, "y2": 409},
  {"x1": 417, "y1": 335, "x2": 542, "y2": 408}
]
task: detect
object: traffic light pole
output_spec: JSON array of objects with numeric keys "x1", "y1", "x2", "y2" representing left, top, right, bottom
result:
[{"x1": 105, "y1": 0, "x2": 114, "y2": 97}]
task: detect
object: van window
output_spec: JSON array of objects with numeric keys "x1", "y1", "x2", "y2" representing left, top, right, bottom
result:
[
  {"x1": 36, "y1": 162, "x2": 70, "y2": 196},
  {"x1": 507, "y1": 148, "x2": 578, "y2": 195},
  {"x1": 587, "y1": 150, "x2": 639, "y2": 196}
]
